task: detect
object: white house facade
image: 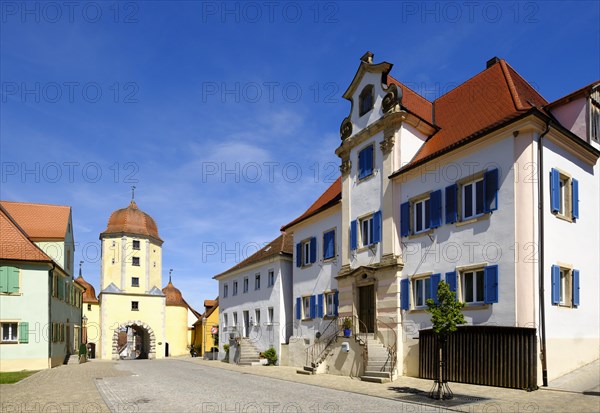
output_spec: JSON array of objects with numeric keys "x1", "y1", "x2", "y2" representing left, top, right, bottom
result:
[{"x1": 214, "y1": 234, "x2": 293, "y2": 363}]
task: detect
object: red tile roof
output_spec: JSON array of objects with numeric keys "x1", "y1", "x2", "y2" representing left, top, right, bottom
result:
[
  {"x1": 393, "y1": 59, "x2": 548, "y2": 174},
  {"x1": 387, "y1": 76, "x2": 434, "y2": 124},
  {"x1": 213, "y1": 233, "x2": 293, "y2": 279},
  {"x1": 0, "y1": 206, "x2": 53, "y2": 262},
  {"x1": 281, "y1": 177, "x2": 341, "y2": 231},
  {"x1": 75, "y1": 275, "x2": 99, "y2": 303},
  {"x1": 0, "y1": 201, "x2": 71, "y2": 240}
]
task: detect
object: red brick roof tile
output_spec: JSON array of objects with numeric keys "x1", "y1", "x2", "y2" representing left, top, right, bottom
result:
[
  {"x1": 0, "y1": 206, "x2": 53, "y2": 262},
  {"x1": 0, "y1": 201, "x2": 71, "y2": 240}
]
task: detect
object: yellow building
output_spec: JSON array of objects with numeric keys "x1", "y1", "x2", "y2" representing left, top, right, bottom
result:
[
  {"x1": 77, "y1": 198, "x2": 197, "y2": 360},
  {"x1": 192, "y1": 298, "x2": 219, "y2": 357}
]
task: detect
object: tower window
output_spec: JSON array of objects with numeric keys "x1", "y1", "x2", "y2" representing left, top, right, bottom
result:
[
  {"x1": 132, "y1": 257, "x2": 140, "y2": 266},
  {"x1": 133, "y1": 240, "x2": 140, "y2": 250},
  {"x1": 132, "y1": 277, "x2": 139, "y2": 287},
  {"x1": 131, "y1": 301, "x2": 139, "y2": 311}
]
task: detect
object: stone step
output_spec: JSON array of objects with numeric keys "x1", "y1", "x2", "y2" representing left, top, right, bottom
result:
[
  {"x1": 296, "y1": 369, "x2": 312, "y2": 375},
  {"x1": 364, "y1": 371, "x2": 392, "y2": 378},
  {"x1": 360, "y1": 375, "x2": 391, "y2": 383}
]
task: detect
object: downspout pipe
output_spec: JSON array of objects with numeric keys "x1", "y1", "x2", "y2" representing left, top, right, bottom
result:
[
  {"x1": 537, "y1": 121, "x2": 551, "y2": 387},
  {"x1": 48, "y1": 262, "x2": 55, "y2": 369}
]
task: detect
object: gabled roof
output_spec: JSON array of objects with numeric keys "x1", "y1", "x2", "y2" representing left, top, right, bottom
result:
[
  {"x1": 392, "y1": 59, "x2": 549, "y2": 175},
  {"x1": 281, "y1": 177, "x2": 342, "y2": 231},
  {"x1": 194, "y1": 297, "x2": 219, "y2": 326},
  {"x1": 545, "y1": 80, "x2": 600, "y2": 109},
  {"x1": 213, "y1": 233, "x2": 293, "y2": 279},
  {"x1": 387, "y1": 76, "x2": 434, "y2": 124},
  {"x1": 0, "y1": 201, "x2": 71, "y2": 240},
  {"x1": 0, "y1": 206, "x2": 53, "y2": 262}
]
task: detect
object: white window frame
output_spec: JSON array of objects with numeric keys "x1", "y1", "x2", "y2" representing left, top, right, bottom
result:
[
  {"x1": 232, "y1": 281, "x2": 238, "y2": 296},
  {"x1": 302, "y1": 240, "x2": 311, "y2": 266},
  {"x1": 413, "y1": 276, "x2": 431, "y2": 309},
  {"x1": 267, "y1": 307, "x2": 274, "y2": 325},
  {"x1": 255, "y1": 273, "x2": 260, "y2": 290},
  {"x1": 325, "y1": 292, "x2": 335, "y2": 317},
  {"x1": 223, "y1": 313, "x2": 228, "y2": 329},
  {"x1": 223, "y1": 283, "x2": 228, "y2": 298},
  {"x1": 302, "y1": 296, "x2": 311, "y2": 320},
  {"x1": 360, "y1": 215, "x2": 374, "y2": 247},
  {"x1": 233, "y1": 312, "x2": 238, "y2": 328},
  {"x1": 243, "y1": 277, "x2": 249, "y2": 293},
  {"x1": 254, "y1": 309, "x2": 260, "y2": 326},
  {"x1": 460, "y1": 269, "x2": 485, "y2": 304},
  {"x1": 1, "y1": 322, "x2": 18, "y2": 343},
  {"x1": 413, "y1": 197, "x2": 431, "y2": 234},
  {"x1": 461, "y1": 177, "x2": 485, "y2": 220},
  {"x1": 559, "y1": 267, "x2": 573, "y2": 307},
  {"x1": 267, "y1": 270, "x2": 275, "y2": 287},
  {"x1": 557, "y1": 173, "x2": 572, "y2": 219}
]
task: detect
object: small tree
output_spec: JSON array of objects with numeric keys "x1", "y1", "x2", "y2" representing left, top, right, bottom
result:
[{"x1": 426, "y1": 281, "x2": 465, "y2": 400}]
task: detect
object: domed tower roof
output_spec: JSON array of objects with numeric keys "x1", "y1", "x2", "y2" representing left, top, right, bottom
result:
[
  {"x1": 162, "y1": 280, "x2": 187, "y2": 308},
  {"x1": 100, "y1": 200, "x2": 162, "y2": 244},
  {"x1": 75, "y1": 275, "x2": 99, "y2": 303}
]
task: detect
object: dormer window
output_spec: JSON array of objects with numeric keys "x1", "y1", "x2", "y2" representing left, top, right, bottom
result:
[
  {"x1": 591, "y1": 95, "x2": 599, "y2": 142},
  {"x1": 359, "y1": 85, "x2": 374, "y2": 116}
]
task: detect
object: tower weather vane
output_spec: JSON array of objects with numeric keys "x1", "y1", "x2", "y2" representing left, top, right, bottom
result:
[
  {"x1": 131, "y1": 185, "x2": 136, "y2": 201},
  {"x1": 79, "y1": 260, "x2": 84, "y2": 276},
  {"x1": 169, "y1": 268, "x2": 173, "y2": 283}
]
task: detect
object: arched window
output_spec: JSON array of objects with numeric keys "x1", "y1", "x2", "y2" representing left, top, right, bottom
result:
[{"x1": 359, "y1": 85, "x2": 374, "y2": 116}]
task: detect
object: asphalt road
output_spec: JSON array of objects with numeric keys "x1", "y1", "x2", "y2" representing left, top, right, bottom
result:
[{"x1": 96, "y1": 359, "x2": 412, "y2": 413}]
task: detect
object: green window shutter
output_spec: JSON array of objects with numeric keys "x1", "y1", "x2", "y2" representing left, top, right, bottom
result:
[
  {"x1": 8, "y1": 267, "x2": 19, "y2": 293},
  {"x1": 0, "y1": 267, "x2": 8, "y2": 293},
  {"x1": 19, "y1": 322, "x2": 29, "y2": 343}
]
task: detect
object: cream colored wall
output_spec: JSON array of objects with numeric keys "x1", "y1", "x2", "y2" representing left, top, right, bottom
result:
[
  {"x1": 101, "y1": 236, "x2": 162, "y2": 292},
  {"x1": 99, "y1": 293, "x2": 166, "y2": 359},
  {"x1": 165, "y1": 305, "x2": 188, "y2": 356},
  {"x1": 193, "y1": 305, "x2": 219, "y2": 355},
  {"x1": 82, "y1": 302, "x2": 101, "y2": 353},
  {"x1": 546, "y1": 338, "x2": 600, "y2": 381}
]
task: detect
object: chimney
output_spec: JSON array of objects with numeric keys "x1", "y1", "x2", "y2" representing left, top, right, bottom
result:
[
  {"x1": 360, "y1": 51, "x2": 374, "y2": 64},
  {"x1": 486, "y1": 56, "x2": 501, "y2": 68}
]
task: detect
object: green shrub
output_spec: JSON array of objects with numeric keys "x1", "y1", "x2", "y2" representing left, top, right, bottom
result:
[
  {"x1": 79, "y1": 343, "x2": 87, "y2": 356},
  {"x1": 263, "y1": 347, "x2": 277, "y2": 366}
]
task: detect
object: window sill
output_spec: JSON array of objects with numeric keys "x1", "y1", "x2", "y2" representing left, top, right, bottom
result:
[
  {"x1": 0, "y1": 292, "x2": 22, "y2": 296},
  {"x1": 0, "y1": 341, "x2": 19, "y2": 345},
  {"x1": 301, "y1": 318, "x2": 313, "y2": 321},
  {"x1": 554, "y1": 213, "x2": 573, "y2": 223},
  {"x1": 357, "y1": 173, "x2": 375, "y2": 184},
  {"x1": 323, "y1": 257, "x2": 337, "y2": 263},
  {"x1": 301, "y1": 263, "x2": 314, "y2": 269},
  {"x1": 408, "y1": 229, "x2": 434, "y2": 239},
  {"x1": 557, "y1": 303, "x2": 575, "y2": 309},
  {"x1": 323, "y1": 315, "x2": 337, "y2": 320},
  {"x1": 455, "y1": 213, "x2": 490, "y2": 227},
  {"x1": 356, "y1": 243, "x2": 379, "y2": 253},
  {"x1": 409, "y1": 308, "x2": 429, "y2": 313},
  {"x1": 463, "y1": 303, "x2": 491, "y2": 310}
]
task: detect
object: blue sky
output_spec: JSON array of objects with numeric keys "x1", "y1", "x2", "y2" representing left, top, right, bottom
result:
[{"x1": 1, "y1": 1, "x2": 598, "y2": 311}]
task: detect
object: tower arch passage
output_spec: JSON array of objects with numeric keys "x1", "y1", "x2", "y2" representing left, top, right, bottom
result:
[{"x1": 111, "y1": 320, "x2": 156, "y2": 360}]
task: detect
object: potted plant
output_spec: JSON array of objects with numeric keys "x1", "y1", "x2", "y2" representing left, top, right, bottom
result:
[
  {"x1": 263, "y1": 347, "x2": 277, "y2": 366},
  {"x1": 78, "y1": 343, "x2": 87, "y2": 363},
  {"x1": 342, "y1": 317, "x2": 352, "y2": 337}
]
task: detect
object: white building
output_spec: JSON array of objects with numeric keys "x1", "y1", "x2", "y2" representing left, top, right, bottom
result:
[
  {"x1": 280, "y1": 179, "x2": 342, "y2": 370},
  {"x1": 281, "y1": 53, "x2": 599, "y2": 387},
  {"x1": 214, "y1": 234, "x2": 293, "y2": 363}
]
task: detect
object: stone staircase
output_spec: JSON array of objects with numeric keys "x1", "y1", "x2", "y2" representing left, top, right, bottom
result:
[
  {"x1": 360, "y1": 335, "x2": 394, "y2": 383},
  {"x1": 238, "y1": 338, "x2": 261, "y2": 366}
]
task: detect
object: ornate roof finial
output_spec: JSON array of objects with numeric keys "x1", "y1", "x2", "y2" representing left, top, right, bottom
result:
[
  {"x1": 131, "y1": 185, "x2": 136, "y2": 201},
  {"x1": 169, "y1": 268, "x2": 173, "y2": 284},
  {"x1": 79, "y1": 260, "x2": 84, "y2": 277}
]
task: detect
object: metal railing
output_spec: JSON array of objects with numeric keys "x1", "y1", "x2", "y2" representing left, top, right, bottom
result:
[
  {"x1": 376, "y1": 316, "x2": 398, "y2": 376},
  {"x1": 305, "y1": 317, "x2": 339, "y2": 368}
]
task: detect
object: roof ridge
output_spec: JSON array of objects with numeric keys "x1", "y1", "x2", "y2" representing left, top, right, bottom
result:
[
  {"x1": 433, "y1": 60, "x2": 503, "y2": 104},
  {"x1": 503, "y1": 60, "x2": 548, "y2": 106},
  {"x1": 0, "y1": 200, "x2": 70, "y2": 209},
  {"x1": 499, "y1": 59, "x2": 526, "y2": 110},
  {"x1": 0, "y1": 205, "x2": 53, "y2": 262},
  {"x1": 387, "y1": 75, "x2": 432, "y2": 103}
]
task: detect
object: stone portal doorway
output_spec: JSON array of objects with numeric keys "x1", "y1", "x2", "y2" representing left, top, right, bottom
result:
[
  {"x1": 111, "y1": 320, "x2": 156, "y2": 360},
  {"x1": 358, "y1": 284, "x2": 375, "y2": 333}
]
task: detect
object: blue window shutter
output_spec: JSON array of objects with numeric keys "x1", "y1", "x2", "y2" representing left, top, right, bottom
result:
[
  {"x1": 317, "y1": 294, "x2": 324, "y2": 318},
  {"x1": 445, "y1": 271, "x2": 457, "y2": 294},
  {"x1": 445, "y1": 184, "x2": 458, "y2": 224},
  {"x1": 309, "y1": 237, "x2": 317, "y2": 263},
  {"x1": 484, "y1": 265, "x2": 499, "y2": 304},
  {"x1": 358, "y1": 148, "x2": 365, "y2": 179},
  {"x1": 296, "y1": 297, "x2": 301, "y2": 319},
  {"x1": 572, "y1": 269, "x2": 580, "y2": 307},
  {"x1": 365, "y1": 145, "x2": 373, "y2": 176},
  {"x1": 430, "y1": 273, "x2": 441, "y2": 304},
  {"x1": 550, "y1": 169, "x2": 560, "y2": 213},
  {"x1": 400, "y1": 279, "x2": 410, "y2": 310},
  {"x1": 400, "y1": 202, "x2": 410, "y2": 237},
  {"x1": 310, "y1": 295, "x2": 317, "y2": 319},
  {"x1": 350, "y1": 220, "x2": 358, "y2": 250},
  {"x1": 373, "y1": 210, "x2": 382, "y2": 243},
  {"x1": 551, "y1": 265, "x2": 560, "y2": 305},
  {"x1": 323, "y1": 231, "x2": 334, "y2": 259},
  {"x1": 484, "y1": 168, "x2": 499, "y2": 213},
  {"x1": 333, "y1": 291, "x2": 339, "y2": 316},
  {"x1": 295, "y1": 243, "x2": 302, "y2": 267},
  {"x1": 19, "y1": 322, "x2": 29, "y2": 344},
  {"x1": 429, "y1": 190, "x2": 442, "y2": 228},
  {"x1": 0, "y1": 267, "x2": 8, "y2": 293},
  {"x1": 572, "y1": 178, "x2": 579, "y2": 220}
]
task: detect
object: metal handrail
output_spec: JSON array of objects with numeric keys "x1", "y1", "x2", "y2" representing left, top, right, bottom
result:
[
  {"x1": 345, "y1": 315, "x2": 370, "y2": 371},
  {"x1": 305, "y1": 317, "x2": 339, "y2": 367},
  {"x1": 376, "y1": 316, "x2": 398, "y2": 376}
]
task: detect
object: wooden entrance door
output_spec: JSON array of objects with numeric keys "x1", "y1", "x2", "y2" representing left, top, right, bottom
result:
[{"x1": 358, "y1": 285, "x2": 375, "y2": 333}]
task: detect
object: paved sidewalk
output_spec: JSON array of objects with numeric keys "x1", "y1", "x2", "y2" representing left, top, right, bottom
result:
[
  {"x1": 548, "y1": 359, "x2": 600, "y2": 395},
  {"x1": 181, "y1": 356, "x2": 600, "y2": 413},
  {"x1": 0, "y1": 360, "x2": 130, "y2": 413}
]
